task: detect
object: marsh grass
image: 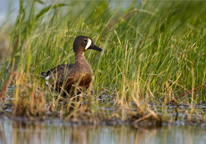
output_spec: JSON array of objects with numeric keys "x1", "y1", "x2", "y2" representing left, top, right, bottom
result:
[{"x1": 0, "y1": 0, "x2": 206, "y2": 124}]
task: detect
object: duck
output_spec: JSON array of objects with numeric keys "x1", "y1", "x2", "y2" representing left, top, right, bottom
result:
[{"x1": 40, "y1": 36, "x2": 102, "y2": 96}]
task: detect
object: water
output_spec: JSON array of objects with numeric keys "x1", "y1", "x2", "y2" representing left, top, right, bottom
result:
[
  {"x1": 0, "y1": 119, "x2": 206, "y2": 144},
  {"x1": 1, "y1": 88, "x2": 206, "y2": 144}
]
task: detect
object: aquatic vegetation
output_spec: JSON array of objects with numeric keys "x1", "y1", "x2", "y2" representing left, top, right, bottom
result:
[{"x1": 0, "y1": 0, "x2": 205, "y2": 124}]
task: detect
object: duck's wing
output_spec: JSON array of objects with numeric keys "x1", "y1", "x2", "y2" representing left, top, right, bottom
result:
[
  {"x1": 40, "y1": 64, "x2": 74, "y2": 86},
  {"x1": 40, "y1": 64, "x2": 73, "y2": 78}
]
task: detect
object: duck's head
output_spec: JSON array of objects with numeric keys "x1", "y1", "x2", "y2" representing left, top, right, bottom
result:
[{"x1": 73, "y1": 36, "x2": 102, "y2": 54}]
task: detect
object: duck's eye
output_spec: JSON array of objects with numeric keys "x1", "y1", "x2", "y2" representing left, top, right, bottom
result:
[{"x1": 84, "y1": 39, "x2": 88, "y2": 42}]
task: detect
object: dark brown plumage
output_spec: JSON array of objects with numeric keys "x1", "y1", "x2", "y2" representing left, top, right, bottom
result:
[{"x1": 40, "y1": 36, "x2": 102, "y2": 96}]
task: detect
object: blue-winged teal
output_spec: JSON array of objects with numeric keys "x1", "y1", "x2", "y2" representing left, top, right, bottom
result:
[{"x1": 40, "y1": 36, "x2": 102, "y2": 95}]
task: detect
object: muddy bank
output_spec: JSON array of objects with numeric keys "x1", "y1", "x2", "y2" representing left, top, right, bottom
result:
[{"x1": 1, "y1": 102, "x2": 206, "y2": 128}]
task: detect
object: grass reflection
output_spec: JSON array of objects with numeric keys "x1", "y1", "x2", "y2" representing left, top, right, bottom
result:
[{"x1": 0, "y1": 120, "x2": 206, "y2": 144}]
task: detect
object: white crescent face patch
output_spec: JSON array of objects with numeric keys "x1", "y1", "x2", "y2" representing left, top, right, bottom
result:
[{"x1": 85, "y1": 38, "x2": 92, "y2": 50}]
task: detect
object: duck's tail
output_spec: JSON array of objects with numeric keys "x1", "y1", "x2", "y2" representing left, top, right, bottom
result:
[{"x1": 40, "y1": 71, "x2": 49, "y2": 79}]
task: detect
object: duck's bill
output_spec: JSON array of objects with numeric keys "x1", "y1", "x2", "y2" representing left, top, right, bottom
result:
[{"x1": 90, "y1": 45, "x2": 102, "y2": 51}]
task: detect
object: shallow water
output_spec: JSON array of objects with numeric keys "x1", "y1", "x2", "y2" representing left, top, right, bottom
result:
[
  {"x1": 0, "y1": 120, "x2": 206, "y2": 144},
  {"x1": 1, "y1": 89, "x2": 206, "y2": 143}
]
